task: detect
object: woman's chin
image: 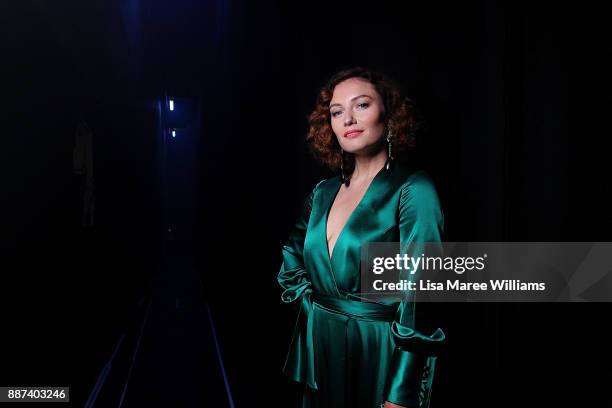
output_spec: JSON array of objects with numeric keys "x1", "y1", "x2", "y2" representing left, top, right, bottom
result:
[
  {"x1": 340, "y1": 140, "x2": 369, "y2": 153},
  {"x1": 342, "y1": 143, "x2": 383, "y2": 157}
]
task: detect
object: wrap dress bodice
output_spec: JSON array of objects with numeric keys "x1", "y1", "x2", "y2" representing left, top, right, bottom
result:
[{"x1": 278, "y1": 162, "x2": 446, "y2": 408}]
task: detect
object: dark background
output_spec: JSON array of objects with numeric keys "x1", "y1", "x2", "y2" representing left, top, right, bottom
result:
[{"x1": 3, "y1": 0, "x2": 611, "y2": 407}]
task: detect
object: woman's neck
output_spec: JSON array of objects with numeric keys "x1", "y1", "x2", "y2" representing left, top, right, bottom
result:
[{"x1": 351, "y1": 149, "x2": 387, "y2": 184}]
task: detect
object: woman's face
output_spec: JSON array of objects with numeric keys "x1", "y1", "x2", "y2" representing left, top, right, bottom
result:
[{"x1": 329, "y1": 77, "x2": 386, "y2": 155}]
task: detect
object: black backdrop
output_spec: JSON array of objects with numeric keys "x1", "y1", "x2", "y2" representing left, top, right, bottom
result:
[{"x1": 3, "y1": 0, "x2": 611, "y2": 407}]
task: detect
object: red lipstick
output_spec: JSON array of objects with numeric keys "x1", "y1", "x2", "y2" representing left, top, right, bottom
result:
[{"x1": 344, "y1": 129, "x2": 363, "y2": 138}]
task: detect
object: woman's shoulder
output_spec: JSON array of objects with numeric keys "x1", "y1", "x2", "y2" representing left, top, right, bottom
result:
[
  {"x1": 397, "y1": 167, "x2": 441, "y2": 205},
  {"x1": 311, "y1": 175, "x2": 340, "y2": 194},
  {"x1": 299, "y1": 176, "x2": 338, "y2": 205}
]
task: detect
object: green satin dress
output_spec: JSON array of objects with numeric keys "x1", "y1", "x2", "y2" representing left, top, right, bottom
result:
[{"x1": 277, "y1": 161, "x2": 446, "y2": 408}]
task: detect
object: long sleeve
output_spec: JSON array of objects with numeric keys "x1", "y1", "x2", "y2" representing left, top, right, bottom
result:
[
  {"x1": 384, "y1": 172, "x2": 447, "y2": 408},
  {"x1": 277, "y1": 180, "x2": 323, "y2": 389},
  {"x1": 277, "y1": 180, "x2": 322, "y2": 304}
]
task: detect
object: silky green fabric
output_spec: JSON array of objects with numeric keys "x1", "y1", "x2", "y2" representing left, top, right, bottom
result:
[{"x1": 278, "y1": 162, "x2": 446, "y2": 408}]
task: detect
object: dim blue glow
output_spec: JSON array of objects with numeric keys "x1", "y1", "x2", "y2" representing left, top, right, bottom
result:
[
  {"x1": 169, "y1": 98, "x2": 174, "y2": 111},
  {"x1": 171, "y1": 129, "x2": 176, "y2": 138}
]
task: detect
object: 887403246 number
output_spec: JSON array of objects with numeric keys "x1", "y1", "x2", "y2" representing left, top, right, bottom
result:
[{"x1": 1, "y1": 387, "x2": 69, "y2": 402}]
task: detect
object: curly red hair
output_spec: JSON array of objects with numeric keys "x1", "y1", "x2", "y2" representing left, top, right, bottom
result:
[{"x1": 306, "y1": 67, "x2": 419, "y2": 172}]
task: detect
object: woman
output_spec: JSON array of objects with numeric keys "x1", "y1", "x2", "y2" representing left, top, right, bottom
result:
[{"x1": 277, "y1": 67, "x2": 446, "y2": 408}]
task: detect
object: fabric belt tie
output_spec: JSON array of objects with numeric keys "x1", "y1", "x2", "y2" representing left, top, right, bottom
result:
[
  {"x1": 290, "y1": 291, "x2": 398, "y2": 391},
  {"x1": 311, "y1": 292, "x2": 397, "y2": 321}
]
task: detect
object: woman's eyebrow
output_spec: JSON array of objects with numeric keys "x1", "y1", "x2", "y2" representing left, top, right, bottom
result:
[{"x1": 329, "y1": 94, "x2": 372, "y2": 108}]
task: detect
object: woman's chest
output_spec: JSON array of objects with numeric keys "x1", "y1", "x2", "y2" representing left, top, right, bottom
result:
[
  {"x1": 326, "y1": 186, "x2": 370, "y2": 258},
  {"x1": 302, "y1": 188, "x2": 401, "y2": 292}
]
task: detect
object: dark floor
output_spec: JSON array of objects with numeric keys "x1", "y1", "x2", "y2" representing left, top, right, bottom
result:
[{"x1": 82, "y1": 242, "x2": 231, "y2": 407}]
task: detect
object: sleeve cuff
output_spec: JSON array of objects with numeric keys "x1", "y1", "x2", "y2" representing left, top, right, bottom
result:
[
  {"x1": 384, "y1": 324, "x2": 446, "y2": 407},
  {"x1": 390, "y1": 322, "x2": 446, "y2": 356}
]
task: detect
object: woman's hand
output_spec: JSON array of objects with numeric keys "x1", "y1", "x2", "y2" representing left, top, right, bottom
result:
[{"x1": 383, "y1": 401, "x2": 407, "y2": 408}]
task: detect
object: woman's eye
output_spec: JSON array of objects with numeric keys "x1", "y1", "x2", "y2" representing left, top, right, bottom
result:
[
  {"x1": 357, "y1": 102, "x2": 369, "y2": 109},
  {"x1": 331, "y1": 111, "x2": 342, "y2": 117}
]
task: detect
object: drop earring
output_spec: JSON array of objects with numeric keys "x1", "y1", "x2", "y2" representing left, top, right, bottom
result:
[
  {"x1": 385, "y1": 129, "x2": 394, "y2": 171},
  {"x1": 340, "y1": 149, "x2": 350, "y2": 187}
]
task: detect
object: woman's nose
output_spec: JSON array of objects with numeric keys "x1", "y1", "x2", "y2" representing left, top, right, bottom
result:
[{"x1": 344, "y1": 112, "x2": 356, "y2": 126}]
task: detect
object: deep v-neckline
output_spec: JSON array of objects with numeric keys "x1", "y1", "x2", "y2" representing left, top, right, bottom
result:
[{"x1": 325, "y1": 166, "x2": 385, "y2": 264}]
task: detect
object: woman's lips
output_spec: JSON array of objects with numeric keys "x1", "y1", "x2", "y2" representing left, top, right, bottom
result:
[{"x1": 344, "y1": 130, "x2": 363, "y2": 138}]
